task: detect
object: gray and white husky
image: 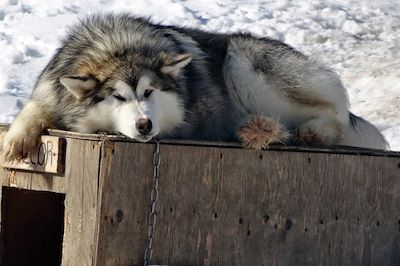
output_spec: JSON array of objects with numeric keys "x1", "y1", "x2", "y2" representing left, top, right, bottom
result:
[{"x1": 1, "y1": 13, "x2": 388, "y2": 161}]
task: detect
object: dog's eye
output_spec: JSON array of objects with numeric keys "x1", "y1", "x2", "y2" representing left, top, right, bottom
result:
[
  {"x1": 92, "y1": 96, "x2": 104, "y2": 104},
  {"x1": 143, "y1": 89, "x2": 153, "y2": 98},
  {"x1": 113, "y1": 94, "x2": 126, "y2": 101}
]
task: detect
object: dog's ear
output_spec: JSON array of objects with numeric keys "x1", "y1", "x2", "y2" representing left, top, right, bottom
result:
[
  {"x1": 160, "y1": 53, "x2": 192, "y2": 78},
  {"x1": 60, "y1": 76, "x2": 97, "y2": 99}
]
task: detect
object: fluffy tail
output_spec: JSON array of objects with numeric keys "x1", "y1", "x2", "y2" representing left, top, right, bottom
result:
[{"x1": 341, "y1": 113, "x2": 389, "y2": 150}]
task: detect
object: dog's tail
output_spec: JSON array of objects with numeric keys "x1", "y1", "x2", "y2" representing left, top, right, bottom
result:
[{"x1": 341, "y1": 113, "x2": 389, "y2": 150}]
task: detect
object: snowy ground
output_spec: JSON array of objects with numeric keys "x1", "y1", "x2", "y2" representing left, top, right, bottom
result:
[{"x1": 0, "y1": 0, "x2": 399, "y2": 150}]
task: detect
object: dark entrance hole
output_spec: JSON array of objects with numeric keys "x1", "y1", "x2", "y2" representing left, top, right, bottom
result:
[{"x1": 1, "y1": 187, "x2": 65, "y2": 266}]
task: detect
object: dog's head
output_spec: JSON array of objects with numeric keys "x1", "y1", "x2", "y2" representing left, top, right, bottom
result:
[{"x1": 59, "y1": 53, "x2": 191, "y2": 142}]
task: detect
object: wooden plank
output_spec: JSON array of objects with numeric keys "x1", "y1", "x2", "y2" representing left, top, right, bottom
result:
[
  {"x1": 92, "y1": 141, "x2": 400, "y2": 265},
  {"x1": 94, "y1": 142, "x2": 155, "y2": 266},
  {"x1": 61, "y1": 139, "x2": 101, "y2": 266},
  {"x1": 45, "y1": 128, "x2": 400, "y2": 158},
  {"x1": 148, "y1": 144, "x2": 400, "y2": 266},
  {"x1": 0, "y1": 141, "x2": 66, "y2": 194},
  {"x1": 1, "y1": 124, "x2": 397, "y2": 158},
  {"x1": 1, "y1": 136, "x2": 66, "y2": 174},
  {"x1": 0, "y1": 170, "x2": 66, "y2": 194},
  {"x1": 3, "y1": 169, "x2": 32, "y2": 190}
]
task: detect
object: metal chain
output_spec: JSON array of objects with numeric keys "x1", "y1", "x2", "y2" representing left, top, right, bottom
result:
[{"x1": 144, "y1": 140, "x2": 161, "y2": 266}]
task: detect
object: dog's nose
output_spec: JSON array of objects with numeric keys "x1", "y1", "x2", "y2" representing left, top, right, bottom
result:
[{"x1": 136, "y1": 118, "x2": 152, "y2": 135}]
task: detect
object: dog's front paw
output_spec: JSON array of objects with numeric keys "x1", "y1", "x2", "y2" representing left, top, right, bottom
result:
[
  {"x1": 238, "y1": 115, "x2": 289, "y2": 150},
  {"x1": 1, "y1": 130, "x2": 39, "y2": 163}
]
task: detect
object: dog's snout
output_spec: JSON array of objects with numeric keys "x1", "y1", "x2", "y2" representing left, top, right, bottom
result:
[{"x1": 136, "y1": 118, "x2": 152, "y2": 135}]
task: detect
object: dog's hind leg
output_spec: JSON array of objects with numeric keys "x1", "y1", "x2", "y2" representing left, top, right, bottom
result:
[
  {"x1": 1, "y1": 101, "x2": 52, "y2": 162},
  {"x1": 224, "y1": 35, "x2": 353, "y2": 147},
  {"x1": 237, "y1": 115, "x2": 290, "y2": 150}
]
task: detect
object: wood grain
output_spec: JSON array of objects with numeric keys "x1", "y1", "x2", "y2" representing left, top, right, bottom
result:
[
  {"x1": 94, "y1": 142, "x2": 155, "y2": 266},
  {"x1": 91, "y1": 141, "x2": 400, "y2": 266},
  {"x1": 150, "y1": 144, "x2": 400, "y2": 266},
  {"x1": 0, "y1": 126, "x2": 399, "y2": 265},
  {"x1": 61, "y1": 139, "x2": 102, "y2": 266}
]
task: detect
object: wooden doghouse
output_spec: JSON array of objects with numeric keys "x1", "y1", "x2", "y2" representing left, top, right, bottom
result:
[{"x1": 0, "y1": 126, "x2": 399, "y2": 266}]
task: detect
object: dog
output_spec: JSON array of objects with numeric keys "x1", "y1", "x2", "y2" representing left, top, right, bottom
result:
[{"x1": 1, "y1": 13, "x2": 388, "y2": 161}]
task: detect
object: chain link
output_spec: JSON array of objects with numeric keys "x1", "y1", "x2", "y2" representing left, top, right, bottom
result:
[{"x1": 144, "y1": 140, "x2": 161, "y2": 266}]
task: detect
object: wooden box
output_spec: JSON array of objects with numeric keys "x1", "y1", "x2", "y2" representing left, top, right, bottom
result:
[{"x1": 0, "y1": 128, "x2": 399, "y2": 266}]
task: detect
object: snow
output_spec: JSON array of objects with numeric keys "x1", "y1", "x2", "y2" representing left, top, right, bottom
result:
[{"x1": 0, "y1": 0, "x2": 399, "y2": 150}]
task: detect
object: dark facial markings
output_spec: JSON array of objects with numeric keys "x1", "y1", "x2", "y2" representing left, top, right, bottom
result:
[
  {"x1": 143, "y1": 89, "x2": 153, "y2": 98},
  {"x1": 92, "y1": 95, "x2": 105, "y2": 104},
  {"x1": 113, "y1": 94, "x2": 127, "y2": 102}
]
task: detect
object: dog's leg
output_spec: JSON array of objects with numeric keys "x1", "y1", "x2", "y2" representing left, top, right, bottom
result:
[
  {"x1": 1, "y1": 101, "x2": 52, "y2": 162},
  {"x1": 237, "y1": 115, "x2": 290, "y2": 150},
  {"x1": 297, "y1": 117, "x2": 342, "y2": 146}
]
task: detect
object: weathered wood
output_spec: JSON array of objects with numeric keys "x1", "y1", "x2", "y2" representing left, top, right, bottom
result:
[
  {"x1": 0, "y1": 125, "x2": 399, "y2": 266},
  {"x1": 1, "y1": 136, "x2": 66, "y2": 174},
  {"x1": 89, "y1": 141, "x2": 400, "y2": 266},
  {"x1": 61, "y1": 139, "x2": 102, "y2": 266},
  {"x1": 45, "y1": 128, "x2": 400, "y2": 158},
  {"x1": 0, "y1": 123, "x2": 398, "y2": 157},
  {"x1": 94, "y1": 142, "x2": 154, "y2": 266},
  {"x1": 0, "y1": 165, "x2": 65, "y2": 194},
  {"x1": 150, "y1": 144, "x2": 400, "y2": 266}
]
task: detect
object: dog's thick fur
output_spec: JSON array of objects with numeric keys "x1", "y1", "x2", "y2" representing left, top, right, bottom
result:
[{"x1": 1, "y1": 13, "x2": 388, "y2": 161}]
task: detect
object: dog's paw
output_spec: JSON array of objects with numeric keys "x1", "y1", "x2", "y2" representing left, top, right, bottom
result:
[
  {"x1": 238, "y1": 115, "x2": 289, "y2": 150},
  {"x1": 297, "y1": 125, "x2": 323, "y2": 145},
  {"x1": 1, "y1": 130, "x2": 39, "y2": 163},
  {"x1": 297, "y1": 119, "x2": 341, "y2": 145}
]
